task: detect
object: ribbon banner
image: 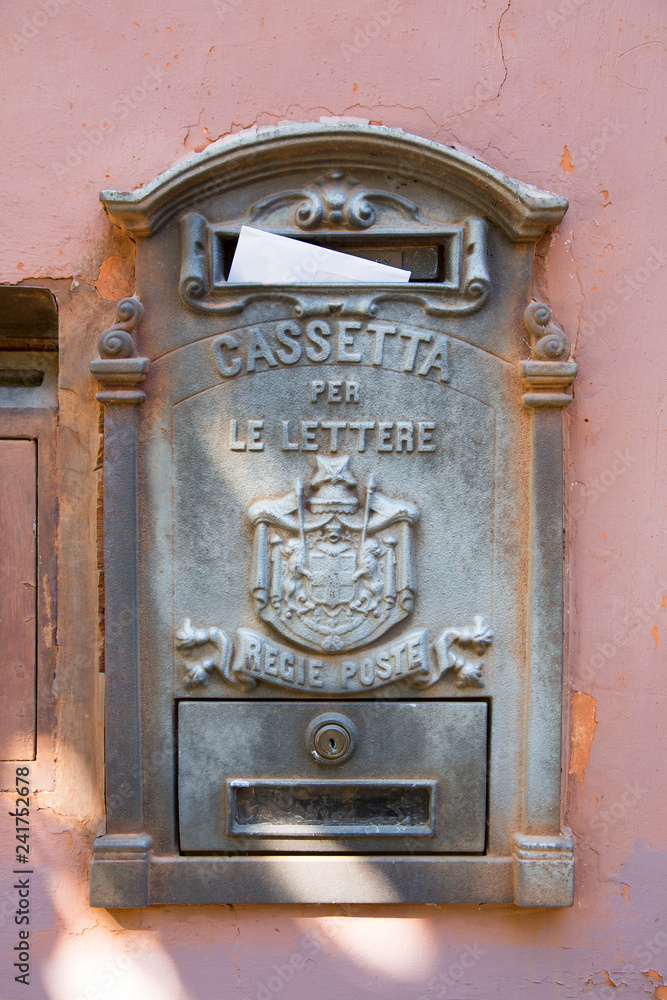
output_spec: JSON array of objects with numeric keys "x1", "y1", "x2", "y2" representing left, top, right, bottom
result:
[
  {"x1": 175, "y1": 617, "x2": 493, "y2": 694},
  {"x1": 232, "y1": 627, "x2": 429, "y2": 694}
]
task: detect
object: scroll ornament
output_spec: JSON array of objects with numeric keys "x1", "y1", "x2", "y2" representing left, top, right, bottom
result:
[
  {"x1": 90, "y1": 296, "x2": 149, "y2": 393},
  {"x1": 175, "y1": 618, "x2": 493, "y2": 695},
  {"x1": 97, "y1": 296, "x2": 144, "y2": 358},
  {"x1": 429, "y1": 615, "x2": 494, "y2": 688},
  {"x1": 520, "y1": 300, "x2": 577, "y2": 407},
  {"x1": 249, "y1": 170, "x2": 422, "y2": 231},
  {"x1": 524, "y1": 301, "x2": 571, "y2": 361},
  {"x1": 174, "y1": 619, "x2": 236, "y2": 690}
]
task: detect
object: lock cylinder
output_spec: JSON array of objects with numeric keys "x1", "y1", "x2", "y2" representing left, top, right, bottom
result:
[{"x1": 307, "y1": 713, "x2": 357, "y2": 764}]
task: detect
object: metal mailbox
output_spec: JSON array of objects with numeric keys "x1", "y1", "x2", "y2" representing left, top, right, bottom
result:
[{"x1": 89, "y1": 122, "x2": 577, "y2": 907}]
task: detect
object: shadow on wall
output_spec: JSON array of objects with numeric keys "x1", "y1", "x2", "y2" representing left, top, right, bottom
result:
[{"x1": 15, "y1": 770, "x2": 587, "y2": 1000}]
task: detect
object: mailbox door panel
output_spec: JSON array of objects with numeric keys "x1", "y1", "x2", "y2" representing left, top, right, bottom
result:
[{"x1": 178, "y1": 700, "x2": 488, "y2": 854}]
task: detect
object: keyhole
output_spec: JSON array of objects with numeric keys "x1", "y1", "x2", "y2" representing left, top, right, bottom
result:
[{"x1": 309, "y1": 716, "x2": 356, "y2": 763}]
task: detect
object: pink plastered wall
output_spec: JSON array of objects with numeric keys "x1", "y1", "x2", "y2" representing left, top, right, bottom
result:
[{"x1": 0, "y1": 1, "x2": 665, "y2": 998}]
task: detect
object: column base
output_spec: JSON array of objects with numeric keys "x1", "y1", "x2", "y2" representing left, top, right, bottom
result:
[
  {"x1": 513, "y1": 831, "x2": 574, "y2": 907},
  {"x1": 89, "y1": 834, "x2": 152, "y2": 908}
]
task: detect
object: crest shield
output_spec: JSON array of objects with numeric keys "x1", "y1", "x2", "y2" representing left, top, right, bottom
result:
[
  {"x1": 248, "y1": 456, "x2": 419, "y2": 652},
  {"x1": 309, "y1": 546, "x2": 357, "y2": 607}
]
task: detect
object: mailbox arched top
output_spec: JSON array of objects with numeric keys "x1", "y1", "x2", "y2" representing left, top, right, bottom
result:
[{"x1": 100, "y1": 122, "x2": 567, "y2": 242}]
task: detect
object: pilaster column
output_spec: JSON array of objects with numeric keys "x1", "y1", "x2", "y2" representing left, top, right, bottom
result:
[
  {"x1": 514, "y1": 302, "x2": 577, "y2": 907},
  {"x1": 88, "y1": 298, "x2": 152, "y2": 907}
]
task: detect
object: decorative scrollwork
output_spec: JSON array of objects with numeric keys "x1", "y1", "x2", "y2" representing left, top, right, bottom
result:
[
  {"x1": 178, "y1": 206, "x2": 491, "y2": 316},
  {"x1": 175, "y1": 617, "x2": 251, "y2": 689},
  {"x1": 420, "y1": 615, "x2": 493, "y2": 688},
  {"x1": 97, "y1": 297, "x2": 144, "y2": 358},
  {"x1": 98, "y1": 329, "x2": 134, "y2": 358},
  {"x1": 181, "y1": 288, "x2": 311, "y2": 316},
  {"x1": 367, "y1": 285, "x2": 490, "y2": 318},
  {"x1": 524, "y1": 301, "x2": 571, "y2": 361},
  {"x1": 250, "y1": 171, "x2": 422, "y2": 231},
  {"x1": 179, "y1": 213, "x2": 208, "y2": 302},
  {"x1": 182, "y1": 276, "x2": 205, "y2": 299}
]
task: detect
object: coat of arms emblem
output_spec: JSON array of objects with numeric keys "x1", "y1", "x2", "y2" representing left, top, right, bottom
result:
[{"x1": 248, "y1": 456, "x2": 419, "y2": 652}]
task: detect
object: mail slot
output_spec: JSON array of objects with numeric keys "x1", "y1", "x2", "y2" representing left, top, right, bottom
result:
[
  {"x1": 90, "y1": 122, "x2": 576, "y2": 907},
  {"x1": 227, "y1": 781, "x2": 436, "y2": 836}
]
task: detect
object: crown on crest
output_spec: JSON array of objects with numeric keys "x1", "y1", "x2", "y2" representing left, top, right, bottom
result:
[{"x1": 308, "y1": 456, "x2": 359, "y2": 515}]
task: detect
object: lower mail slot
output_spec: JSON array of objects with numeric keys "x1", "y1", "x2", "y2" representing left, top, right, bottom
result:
[
  {"x1": 178, "y1": 700, "x2": 488, "y2": 854},
  {"x1": 228, "y1": 779, "x2": 437, "y2": 837}
]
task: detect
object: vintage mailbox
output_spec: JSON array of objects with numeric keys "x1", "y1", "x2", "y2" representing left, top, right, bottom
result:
[{"x1": 90, "y1": 123, "x2": 577, "y2": 907}]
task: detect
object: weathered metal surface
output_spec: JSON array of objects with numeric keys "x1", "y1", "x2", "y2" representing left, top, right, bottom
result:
[
  {"x1": 90, "y1": 122, "x2": 575, "y2": 907},
  {"x1": 178, "y1": 700, "x2": 487, "y2": 853},
  {"x1": 148, "y1": 855, "x2": 514, "y2": 906}
]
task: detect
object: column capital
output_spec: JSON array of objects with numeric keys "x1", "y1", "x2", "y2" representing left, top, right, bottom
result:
[
  {"x1": 520, "y1": 301, "x2": 577, "y2": 407},
  {"x1": 90, "y1": 297, "x2": 149, "y2": 396}
]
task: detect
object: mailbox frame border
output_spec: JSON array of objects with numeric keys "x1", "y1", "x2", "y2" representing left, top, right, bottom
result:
[{"x1": 89, "y1": 123, "x2": 575, "y2": 908}]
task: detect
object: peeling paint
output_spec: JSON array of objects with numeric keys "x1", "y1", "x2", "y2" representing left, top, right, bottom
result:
[
  {"x1": 43, "y1": 570, "x2": 54, "y2": 648},
  {"x1": 569, "y1": 691, "x2": 597, "y2": 781},
  {"x1": 184, "y1": 122, "x2": 212, "y2": 153},
  {"x1": 560, "y1": 144, "x2": 575, "y2": 173},
  {"x1": 95, "y1": 255, "x2": 135, "y2": 300},
  {"x1": 652, "y1": 625, "x2": 659, "y2": 648}
]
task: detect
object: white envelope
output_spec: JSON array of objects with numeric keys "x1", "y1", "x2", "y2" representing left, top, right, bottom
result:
[{"x1": 227, "y1": 226, "x2": 411, "y2": 284}]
